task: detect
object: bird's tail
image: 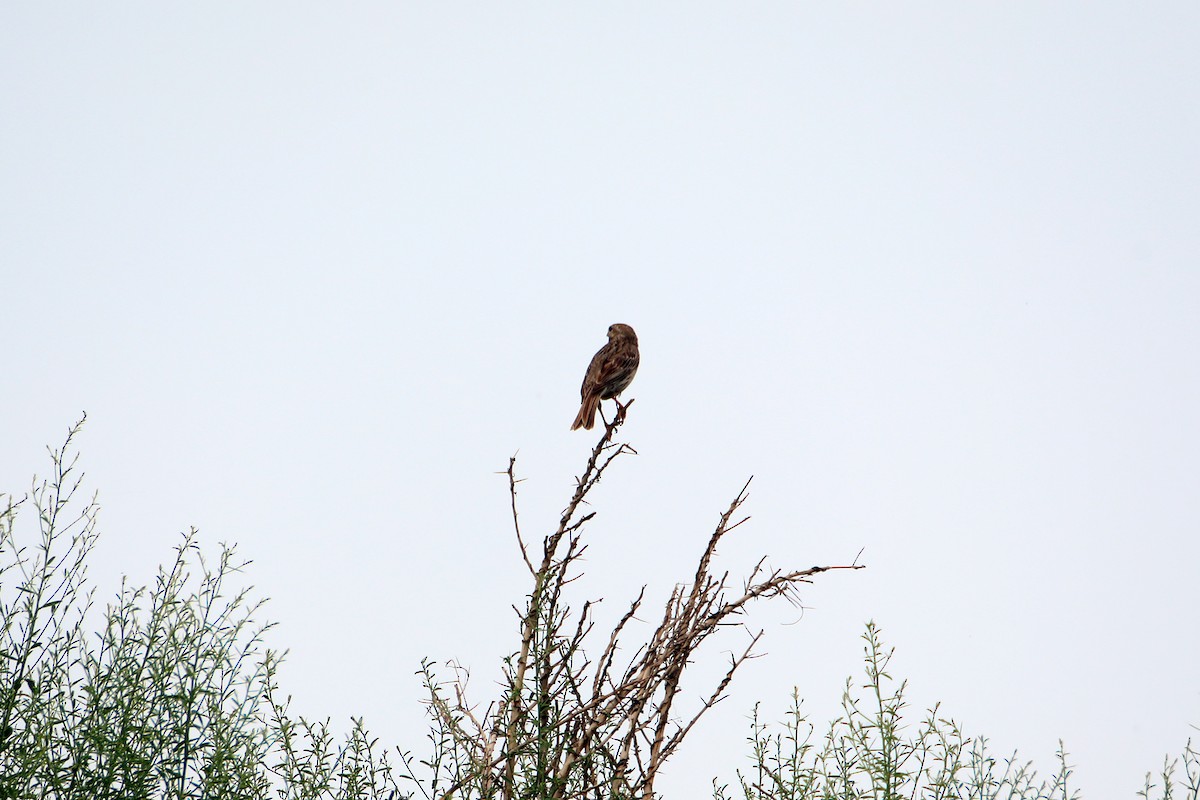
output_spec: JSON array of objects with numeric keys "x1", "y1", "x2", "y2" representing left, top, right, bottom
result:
[{"x1": 571, "y1": 395, "x2": 600, "y2": 430}]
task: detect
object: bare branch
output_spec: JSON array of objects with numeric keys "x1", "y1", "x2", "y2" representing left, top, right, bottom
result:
[
  {"x1": 505, "y1": 456, "x2": 535, "y2": 576},
  {"x1": 420, "y1": 404, "x2": 865, "y2": 800}
]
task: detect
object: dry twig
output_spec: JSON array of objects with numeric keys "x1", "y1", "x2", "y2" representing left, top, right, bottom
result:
[{"x1": 422, "y1": 404, "x2": 865, "y2": 800}]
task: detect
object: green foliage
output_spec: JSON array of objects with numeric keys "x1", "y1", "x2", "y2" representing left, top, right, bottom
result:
[
  {"x1": 715, "y1": 622, "x2": 1199, "y2": 800},
  {"x1": 1, "y1": 420, "x2": 1195, "y2": 799},
  {"x1": 0, "y1": 418, "x2": 403, "y2": 800}
]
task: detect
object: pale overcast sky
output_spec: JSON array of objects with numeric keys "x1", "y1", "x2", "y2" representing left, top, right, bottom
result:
[{"x1": 3, "y1": 4, "x2": 1198, "y2": 796}]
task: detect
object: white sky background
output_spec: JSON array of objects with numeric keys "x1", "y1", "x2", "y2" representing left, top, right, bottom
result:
[{"x1": 3, "y1": 3, "x2": 1199, "y2": 796}]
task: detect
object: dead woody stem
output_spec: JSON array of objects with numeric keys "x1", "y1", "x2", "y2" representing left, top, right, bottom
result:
[{"x1": 422, "y1": 402, "x2": 864, "y2": 800}]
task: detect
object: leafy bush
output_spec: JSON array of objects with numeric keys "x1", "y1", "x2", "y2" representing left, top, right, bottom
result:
[
  {"x1": 1, "y1": 417, "x2": 1193, "y2": 799},
  {"x1": 714, "y1": 627, "x2": 1198, "y2": 800},
  {"x1": 0, "y1": 418, "x2": 401, "y2": 800}
]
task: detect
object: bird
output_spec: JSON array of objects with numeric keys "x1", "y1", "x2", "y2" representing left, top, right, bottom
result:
[{"x1": 571, "y1": 323, "x2": 640, "y2": 430}]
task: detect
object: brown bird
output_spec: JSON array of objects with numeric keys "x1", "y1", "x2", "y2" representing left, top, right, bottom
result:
[{"x1": 571, "y1": 323, "x2": 640, "y2": 430}]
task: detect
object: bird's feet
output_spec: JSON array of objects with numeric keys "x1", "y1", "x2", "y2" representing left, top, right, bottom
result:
[{"x1": 599, "y1": 398, "x2": 633, "y2": 430}]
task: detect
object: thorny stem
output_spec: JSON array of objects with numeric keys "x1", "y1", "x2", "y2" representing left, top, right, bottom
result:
[{"x1": 429, "y1": 401, "x2": 865, "y2": 800}]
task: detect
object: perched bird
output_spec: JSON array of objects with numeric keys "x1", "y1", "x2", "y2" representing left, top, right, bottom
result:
[{"x1": 571, "y1": 323, "x2": 640, "y2": 430}]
